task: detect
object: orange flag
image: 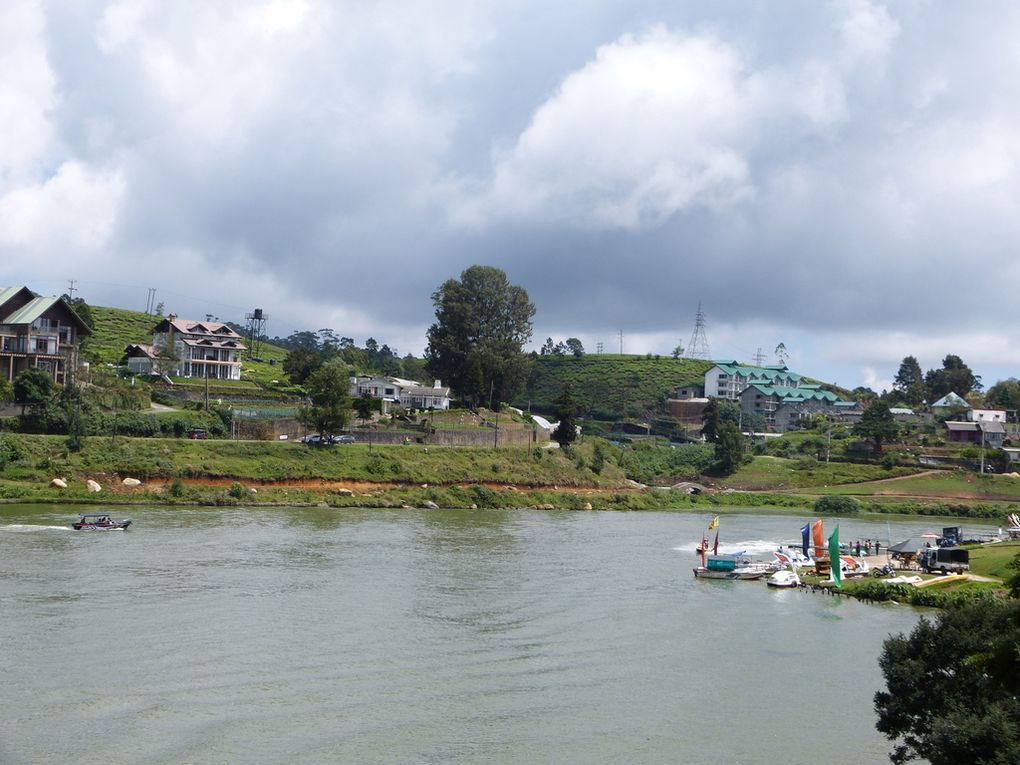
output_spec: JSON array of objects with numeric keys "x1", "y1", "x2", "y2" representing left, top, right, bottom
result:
[{"x1": 812, "y1": 519, "x2": 825, "y2": 556}]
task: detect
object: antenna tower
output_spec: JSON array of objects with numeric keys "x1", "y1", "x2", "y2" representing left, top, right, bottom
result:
[
  {"x1": 245, "y1": 308, "x2": 268, "y2": 359},
  {"x1": 685, "y1": 302, "x2": 711, "y2": 360}
]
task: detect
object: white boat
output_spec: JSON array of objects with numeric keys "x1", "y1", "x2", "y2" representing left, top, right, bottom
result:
[
  {"x1": 773, "y1": 548, "x2": 815, "y2": 569},
  {"x1": 766, "y1": 569, "x2": 801, "y2": 588},
  {"x1": 693, "y1": 554, "x2": 771, "y2": 580}
]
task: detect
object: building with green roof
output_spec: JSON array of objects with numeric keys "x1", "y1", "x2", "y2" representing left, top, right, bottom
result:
[{"x1": 0, "y1": 286, "x2": 92, "y2": 385}]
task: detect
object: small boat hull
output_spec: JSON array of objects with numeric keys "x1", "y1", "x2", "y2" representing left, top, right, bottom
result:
[
  {"x1": 72, "y1": 519, "x2": 131, "y2": 531},
  {"x1": 693, "y1": 567, "x2": 767, "y2": 580},
  {"x1": 766, "y1": 570, "x2": 801, "y2": 588}
]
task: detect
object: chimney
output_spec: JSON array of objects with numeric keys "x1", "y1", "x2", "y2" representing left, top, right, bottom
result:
[
  {"x1": 168, "y1": 313, "x2": 177, "y2": 322},
  {"x1": 434, "y1": 380, "x2": 441, "y2": 388}
]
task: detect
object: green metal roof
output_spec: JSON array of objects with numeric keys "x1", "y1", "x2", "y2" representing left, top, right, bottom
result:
[
  {"x1": 745, "y1": 383, "x2": 840, "y2": 403},
  {"x1": 713, "y1": 362, "x2": 803, "y2": 383},
  {"x1": 0, "y1": 286, "x2": 33, "y2": 316},
  {"x1": 4, "y1": 296, "x2": 60, "y2": 325}
]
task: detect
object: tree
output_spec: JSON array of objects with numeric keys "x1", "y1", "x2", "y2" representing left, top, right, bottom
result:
[
  {"x1": 297, "y1": 360, "x2": 352, "y2": 441},
  {"x1": 892, "y1": 356, "x2": 925, "y2": 406},
  {"x1": 12, "y1": 368, "x2": 54, "y2": 411},
  {"x1": 926, "y1": 354, "x2": 981, "y2": 402},
  {"x1": 713, "y1": 420, "x2": 744, "y2": 474},
  {"x1": 853, "y1": 400, "x2": 898, "y2": 455},
  {"x1": 552, "y1": 383, "x2": 579, "y2": 449},
  {"x1": 671, "y1": 345, "x2": 684, "y2": 359},
  {"x1": 541, "y1": 337, "x2": 555, "y2": 355},
  {"x1": 425, "y1": 265, "x2": 535, "y2": 407},
  {"x1": 875, "y1": 595, "x2": 1020, "y2": 765},
  {"x1": 152, "y1": 338, "x2": 180, "y2": 377},
  {"x1": 0, "y1": 377, "x2": 13, "y2": 406},
  {"x1": 564, "y1": 338, "x2": 584, "y2": 357},
  {"x1": 283, "y1": 346, "x2": 323, "y2": 386},
  {"x1": 355, "y1": 392, "x2": 375, "y2": 425},
  {"x1": 701, "y1": 398, "x2": 740, "y2": 443},
  {"x1": 985, "y1": 378, "x2": 1020, "y2": 413}
]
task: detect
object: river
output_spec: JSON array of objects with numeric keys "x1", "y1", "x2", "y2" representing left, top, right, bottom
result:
[{"x1": 1, "y1": 505, "x2": 958, "y2": 764}]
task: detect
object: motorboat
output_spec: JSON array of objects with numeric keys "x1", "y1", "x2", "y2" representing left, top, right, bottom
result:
[
  {"x1": 693, "y1": 554, "x2": 770, "y2": 580},
  {"x1": 766, "y1": 569, "x2": 801, "y2": 588},
  {"x1": 72, "y1": 514, "x2": 131, "y2": 530}
]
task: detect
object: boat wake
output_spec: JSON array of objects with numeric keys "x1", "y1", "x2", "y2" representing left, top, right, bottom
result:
[
  {"x1": 1, "y1": 524, "x2": 71, "y2": 532},
  {"x1": 677, "y1": 538, "x2": 781, "y2": 556}
]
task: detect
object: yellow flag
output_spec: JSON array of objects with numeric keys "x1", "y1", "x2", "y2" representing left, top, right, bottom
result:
[{"x1": 708, "y1": 516, "x2": 719, "y2": 530}]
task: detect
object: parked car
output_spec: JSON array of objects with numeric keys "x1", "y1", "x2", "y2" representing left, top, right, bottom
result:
[
  {"x1": 301, "y1": 434, "x2": 326, "y2": 444},
  {"x1": 189, "y1": 428, "x2": 208, "y2": 440},
  {"x1": 334, "y1": 435, "x2": 356, "y2": 444}
]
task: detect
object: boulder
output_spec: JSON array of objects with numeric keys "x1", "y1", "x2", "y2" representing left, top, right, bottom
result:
[
  {"x1": 248, "y1": 488, "x2": 258, "y2": 495},
  {"x1": 86, "y1": 480, "x2": 101, "y2": 493},
  {"x1": 421, "y1": 500, "x2": 440, "y2": 509},
  {"x1": 336, "y1": 488, "x2": 353, "y2": 496},
  {"x1": 470, "y1": 504, "x2": 478, "y2": 510},
  {"x1": 122, "y1": 477, "x2": 142, "y2": 487},
  {"x1": 583, "y1": 502, "x2": 593, "y2": 511},
  {"x1": 50, "y1": 478, "x2": 68, "y2": 489}
]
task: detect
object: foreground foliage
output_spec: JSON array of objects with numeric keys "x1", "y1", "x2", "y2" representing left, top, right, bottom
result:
[{"x1": 875, "y1": 593, "x2": 1020, "y2": 765}]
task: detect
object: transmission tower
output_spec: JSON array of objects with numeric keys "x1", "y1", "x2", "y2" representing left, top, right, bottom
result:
[
  {"x1": 245, "y1": 308, "x2": 268, "y2": 359},
  {"x1": 684, "y1": 302, "x2": 711, "y2": 360},
  {"x1": 753, "y1": 347, "x2": 767, "y2": 366}
]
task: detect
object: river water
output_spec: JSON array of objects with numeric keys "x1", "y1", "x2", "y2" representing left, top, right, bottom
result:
[{"x1": 1, "y1": 505, "x2": 959, "y2": 764}]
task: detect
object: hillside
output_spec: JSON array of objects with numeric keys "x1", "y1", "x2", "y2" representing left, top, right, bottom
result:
[
  {"x1": 516, "y1": 354, "x2": 712, "y2": 419},
  {"x1": 85, "y1": 304, "x2": 290, "y2": 387}
]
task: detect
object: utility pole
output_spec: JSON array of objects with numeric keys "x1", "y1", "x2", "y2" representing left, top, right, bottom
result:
[
  {"x1": 204, "y1": 362, "x2": 210, "y2": 412},
  {"x1": 596, "y1": 342, "x2": 603, "y2": 355},
  {"x1": 66, "y1": 280, "x2": 77, "y2": 301},
  {"x1": 619, "y1": 329, "x2": 623, "y2": 355},
  {"x1": 980, "y1": 427, "x2": 986, "y2": 474}
]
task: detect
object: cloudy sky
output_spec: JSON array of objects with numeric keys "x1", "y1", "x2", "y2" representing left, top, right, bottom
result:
[{"x1": 3, "y1": 0, "x2": 1020, "y2": 392}]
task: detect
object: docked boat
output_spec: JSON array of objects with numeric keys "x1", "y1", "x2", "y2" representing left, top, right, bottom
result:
[
  {"x1": 766, "y1": 569, "x2": 801, "y2": 588},
  {"x1": 72, "y1": 514, "x2": 131, "y2": 530},
  {"x1": 694, "y1": 554, "x2": 770, "y2": 580}
]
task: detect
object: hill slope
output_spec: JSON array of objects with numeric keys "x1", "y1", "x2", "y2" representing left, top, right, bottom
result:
[
  {"x1": 85, "y1": 305, "x2": 291, "y2": 386},
  {"x1": 516, "y1": 355, "x2": 712, "y2": 419}
]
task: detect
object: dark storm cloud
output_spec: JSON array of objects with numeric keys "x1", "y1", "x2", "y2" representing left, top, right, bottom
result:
[{"x1": 3, "y1": 0, "x2": 1020, "y2": 384}]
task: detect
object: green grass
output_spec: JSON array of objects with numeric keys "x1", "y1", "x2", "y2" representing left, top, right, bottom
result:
[
  {"x1": 809, "y1": 471, "x2": 1020, "y2": 500},
  {"x1": 722, "y1": 456, "x2": 918, "y2": 491},
  {"x1": 965, "y1": 541, "x2": 1020, "y2": 579},
  {"x1": 516, "y1": 354, "x2": 712, "y2": 419}
]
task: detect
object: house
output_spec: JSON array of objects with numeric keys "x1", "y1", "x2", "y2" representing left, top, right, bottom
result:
[
  {"x1": 704, "y1": 361, "x2": 803, "y2": 400},
  {"x1": 739, "y1": 382, "x2": 854, "y2": 431},
  {"x1": 671, "y1": 383, "x2": 705, "y2": 399},
  {"x1": 968, "y1": 408, "x2": 1006, "y2": 423},
  {"x1": 931, "y1": 392, "x2": 970, "y2": 412},
  {"x1": 944, "y1": 419, "x2": 1005, "y2": 447},
  {"x1": 123, "y1": 344, "x2": 157, "y2": 376},
  {"x1": 350, "y1": 375, "x2": 451, "y2": 410},
  {"x1": 149, "y1": 314, "x2": 246, "y2": 380},
  {"x1": 0, "y1": 286, "x2": 92, "y2": 385}
]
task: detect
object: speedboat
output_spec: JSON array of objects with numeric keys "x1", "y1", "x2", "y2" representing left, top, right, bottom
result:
[
  {"x1": 766, "y1": 569, "x2": 801, "y2": 588},
  {"x1": 72, "y1": 514, "x2": 131, "y2": 530}
]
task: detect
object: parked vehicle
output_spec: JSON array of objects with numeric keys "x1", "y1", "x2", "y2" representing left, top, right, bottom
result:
[
  {"x1": 189, "y1": 428, "x2": 208, "y2": 440},
  {"x1": 334, "y1": 435, "x2": 356, "y2": 444},
  {"x1": 871, "y1": 562, "x2": 897, "y2": 577},
  {"x1": 919, "y1": 547, "x2": 970, "y2": 575}
]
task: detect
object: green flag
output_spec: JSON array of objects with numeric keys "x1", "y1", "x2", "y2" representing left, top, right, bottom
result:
[{"x1": 829, "y1": 526, "x2": 841, "y2": 588}]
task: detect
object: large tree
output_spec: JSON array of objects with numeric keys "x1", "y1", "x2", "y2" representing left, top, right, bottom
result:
[
  {"x1": 713, "y1": 420, "x2": 744, "y2": 474},
  {"x1": 925, "y1": 354, "x2": 981, "y2": 402},
  {"x1": 985, "y1": 378, "x2": 1020, "y2": 413},
  {"x1": 552, "y1": 383, "x2": 579, "y2": 449},
  {"x1": 892, "y1": 356, "x2": 925, "y2": 406},
  {"x1": 425, "y1": 265, "x2": 535, "y2": 407},
  {"x1": 297, "y1": 360, "x2": 352, "y2": 441},
  {"x1": 853, "y1": 399, "x2": 898, "y2": 455},
  {"x1": 875, "y1": 594, "x2": 1020, "y2": 765}
]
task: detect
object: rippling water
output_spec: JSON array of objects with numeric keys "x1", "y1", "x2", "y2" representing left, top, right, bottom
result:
[{"x1": 0, "y1": 505, "x2": 950, "y2": 764}]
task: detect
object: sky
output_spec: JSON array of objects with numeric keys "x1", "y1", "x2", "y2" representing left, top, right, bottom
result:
[{"x1": 2, "y1": 0, "x2": 1020, "y2": 393}]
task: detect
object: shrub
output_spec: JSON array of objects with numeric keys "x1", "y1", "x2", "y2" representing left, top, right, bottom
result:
[
  {"x1": 228, "y1": 482, "x2": 246, "y2": 499},
  {"x1": 814, "y1": 495, "x2": 860, "y2": 515},
  {"x1": 169, "y1": 479, "x2": 186, "y2": 498}
]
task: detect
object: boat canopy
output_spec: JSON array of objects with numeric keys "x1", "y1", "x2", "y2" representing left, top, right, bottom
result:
[{"x1": 78, "y1": 513, "x2": 113, "y2": 518}]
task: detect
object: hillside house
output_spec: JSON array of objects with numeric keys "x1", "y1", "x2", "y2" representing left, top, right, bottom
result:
[
  {"x1": 944, "y1": 419, "x2": 1005, "y2": 447},
  {"x1": 704, "y1": 362, "x2": 803, "y2": 400},
  {"x1": 149, "y1": 315, "x2": 246, "y2": 380},
  {"x1": 350, "y1": 375, "x2": 451, "y2": 410},
  {"x1": 931, "y1": 392, "x2": 970, "y2": 413},
  {"x1": 739, "y1": 383, "x2": 856, "y2": 431},
  {"x1": 0, "y1": 286, "x2": 91, "y2": 385}
]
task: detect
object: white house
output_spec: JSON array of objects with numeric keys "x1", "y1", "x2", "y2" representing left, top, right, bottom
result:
[
  {"x1": 968, "y1": 408, "x2": 1006, "y2": 423},
  {"x1": 149, "y1": 315, "x2": 246, "y2": 380},
  {"x1": 704, "y1": 361, "x2": 803, "y2": 400},
  {"x1": 350, "y1": 375, "x2": 451, "y2": 410}
]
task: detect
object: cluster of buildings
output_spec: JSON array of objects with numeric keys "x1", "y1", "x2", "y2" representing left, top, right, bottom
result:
[
  {"x1": 668, "y1": 360, "x2": 861, "y2": 433},
  {"x1": 125, "y1": 314, "x2": 247, "y2": 381},
  {"x1": 349, "y1": 375, "x2": 451, "y2": 411}
]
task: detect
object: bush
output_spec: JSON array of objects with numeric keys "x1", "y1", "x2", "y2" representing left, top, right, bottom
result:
[
  {"x1": 228, "y1": 482, "x2": 246, "y2": 499},
  {"x1": 814, "y1": 495, "x2": 860, "y2": 515}
]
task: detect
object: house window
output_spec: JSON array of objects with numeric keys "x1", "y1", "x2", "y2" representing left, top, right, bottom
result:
[{"x1": 385, "y1": 388, "x2": 394, "y2": 395}]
